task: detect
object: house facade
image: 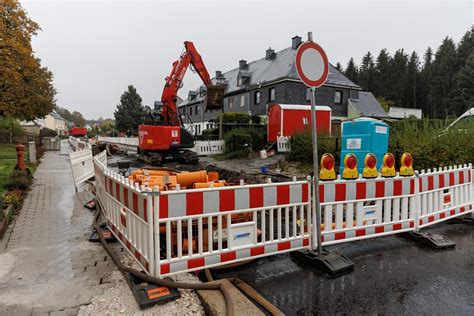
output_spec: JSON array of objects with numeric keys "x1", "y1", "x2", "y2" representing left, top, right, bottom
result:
[
  {"x1": 42, "y1": 112, "x2": 68, "y2": 135},
  {"x1": 179, "y1": 35, "x2": 385, "y2": 135}
]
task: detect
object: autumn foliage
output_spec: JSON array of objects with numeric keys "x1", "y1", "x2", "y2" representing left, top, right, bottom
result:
[{"x1": 0, "y1": 0, "x2": 56, "y2": 121}]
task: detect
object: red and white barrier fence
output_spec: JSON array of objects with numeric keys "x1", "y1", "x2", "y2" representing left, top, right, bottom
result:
[{"x1": 92, "y1": 153, "x2": 473, "y2": 277}]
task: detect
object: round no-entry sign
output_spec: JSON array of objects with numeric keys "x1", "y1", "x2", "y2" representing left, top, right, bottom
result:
[{"x1": 295, "y1": 41, "x2": 329, "y2": 88}]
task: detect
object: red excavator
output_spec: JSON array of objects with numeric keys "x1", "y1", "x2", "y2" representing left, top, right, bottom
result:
[{"x1": 138, "y1": 41, "x2": 224, "y2": 165}]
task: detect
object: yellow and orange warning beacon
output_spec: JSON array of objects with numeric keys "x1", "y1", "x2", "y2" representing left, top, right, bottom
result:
[
  {"x1": 342, "y1": 153, "x2": 359, "y2": 179},
  {"x1": 319, "y1": 153, "x2": 336, "y2": 180},
  {"x1": 399, "y1": 152, "x2": 414, "y2": 176},
  {"x1": 362, "y1": 153, "x2": 378, "y2": 178},
  {"x1": 381, "y1": 153, "x2": 396, "y2": 177}
]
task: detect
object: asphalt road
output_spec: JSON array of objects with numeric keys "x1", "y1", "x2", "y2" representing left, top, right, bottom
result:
[{"x1": 213, "y1": 220, "x2": 474, "y2": 315}]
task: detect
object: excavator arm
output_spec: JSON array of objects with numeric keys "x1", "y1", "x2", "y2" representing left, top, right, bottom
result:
[{"x1": 161, "y1": 41, "x2": 222, "y2": 126}]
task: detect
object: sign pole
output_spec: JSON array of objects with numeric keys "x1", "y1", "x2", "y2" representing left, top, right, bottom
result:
[{"x1": 310, "y1": 86, "x2": 322, "y2": 256}]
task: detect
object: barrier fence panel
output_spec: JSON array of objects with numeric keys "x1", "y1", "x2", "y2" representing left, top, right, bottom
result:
[
  {"x1": 60, "y1": 139, "x2": 70, "y2": 155},
  {"x1": 417, "y1": 164, "x2": 473, "y2": 228},
  {"x1": 154, "y1": 179, "x2": 311, "y2": 276},
  {"x1": 94, "y1": 156, "x2": 155, "y2": 275},
  {"x1": 69, "y1": 148, "x2": 94, "y2": 188},
  {"x1": 317, "y1": 174, "x2": 417, "y2": 246},
  {"x1": 91, "y1": 157, "x2": 473, "y2": 277}
]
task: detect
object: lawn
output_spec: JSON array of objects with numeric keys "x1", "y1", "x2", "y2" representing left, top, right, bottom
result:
[
  {"x1": 0, "y1": 160, "x2": 16, "y2": 196},
  {"x1": 0, "y1": 144, "x2": 29, "y2": 159}
]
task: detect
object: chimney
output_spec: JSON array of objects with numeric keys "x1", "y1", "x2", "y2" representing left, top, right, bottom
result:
[
  {"x1": 215, "y1": 70, "x2": 223, "y2": 78},
  {"x1": 265, "y1": 47, "x2": 275, "y2": 60},
  {"x1": 239, "y1": 60, "x2": 247, "y2": 70},
  {"x1": 292, "y1": 35, "x2": 302, "y2": 49}
]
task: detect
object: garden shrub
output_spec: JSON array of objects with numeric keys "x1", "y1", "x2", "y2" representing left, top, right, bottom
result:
[
  {"x1": 224, "y1": 129, "x2": 252, "y2": 155},
  {"x1": 288, "y1": 131, "x2": 340, "y2": 166},
  {"x1": 5, "y1": 170, "x2": 33, "y2": 191},
  {"x1": 220, "y1": 112, "x2": 251, "y2": 124},
  {"x1": 40, "y1": 127, "x2": 57, "y2": 137}
]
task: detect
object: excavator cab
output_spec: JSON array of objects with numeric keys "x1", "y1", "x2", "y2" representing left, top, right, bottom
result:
[{"x1": 204, "y1": 85, "x2": 225, "y2": 111}]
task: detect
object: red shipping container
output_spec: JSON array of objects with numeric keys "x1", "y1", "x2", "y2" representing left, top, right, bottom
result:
[
  {"x1": 267, "y1": 104, "x2": 332, "y2": 142},
  {"x1": 70, "y1": 127, "x2": 87, "y2": 137}
]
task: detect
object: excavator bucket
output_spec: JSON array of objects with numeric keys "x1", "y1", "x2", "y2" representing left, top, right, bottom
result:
[{"x1": 204, "y1": 85, "x2": 225, "y2": 111}]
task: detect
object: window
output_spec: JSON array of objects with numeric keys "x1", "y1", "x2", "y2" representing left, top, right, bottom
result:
[
  {"x1": 254, "y1": 91, "x2": 261, "y2": 104},
  {"x1": 195, "y1": 106, "x2": 199, "y2": 116},
  {"x1": 237, "y1": 77, "x2": 242, "y2": 86},
  {"x1": 303, "y1": 117, "x2": 309, "y2": 125},
  {"x1": 228, "y1": 98, "x2": 234, "y2": 108},
  {"x1": 269, "y1": 87, "x2": 275, "y2": 102},
  {"x1": 306, "y1": 88, "x2": 311, "y2": 102},
  {"x1": 240, "y1": 95, "x2": 246, "y2": 107},
  {"x1": 335, "y1": 90, "x2": 342, "y2": 104}
]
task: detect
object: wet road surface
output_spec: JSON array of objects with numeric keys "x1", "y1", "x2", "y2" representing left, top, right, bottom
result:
[{"x1": 213, "y1": 220, "x2": 474, "y2": 315}]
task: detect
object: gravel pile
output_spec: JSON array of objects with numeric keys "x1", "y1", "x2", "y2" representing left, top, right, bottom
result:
[{"x1": 79, "y1": 253, "x2": 205, "y2": 315}]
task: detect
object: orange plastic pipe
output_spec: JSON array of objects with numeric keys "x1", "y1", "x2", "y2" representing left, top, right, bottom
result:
[{"x1": 176, "y1": 170, "x2": 208, "y2": 187}]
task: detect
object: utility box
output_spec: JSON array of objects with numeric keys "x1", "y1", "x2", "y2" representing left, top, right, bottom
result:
[
  {"x1": 267, "y1": 104, "x2": 332, "y2": 142},
  {"x1": 339, "y1": 118, "x2": 389, "y2": 175}
]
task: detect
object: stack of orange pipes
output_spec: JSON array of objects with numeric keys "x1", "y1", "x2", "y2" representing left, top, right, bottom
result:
[{"x1": 128, "y1": 169, "x2": 226, "y2": 191}]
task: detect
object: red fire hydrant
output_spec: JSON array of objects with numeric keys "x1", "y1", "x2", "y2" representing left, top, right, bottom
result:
[{"x1": 16, "y1": 144, "x2": 26, "y2": 171}]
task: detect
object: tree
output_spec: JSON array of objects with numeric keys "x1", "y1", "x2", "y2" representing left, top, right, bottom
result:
[
  {"x1": 405, "y1": 51, "x2": 420, "y2": 109},
  {"x1": 99, "y1": 118, "x2": 116, "y2": 136},
  {"x1": 390, "y1": 49, "x2": 408, "y2": 106},
  {"x1": 55, "y1": 106, "x2": 86, "y2": 127},
  {"x1": 335, "y1": 62, "x2": 343, "y2": 72},
  {"x1": 452, "y1": 51, "x2": 474, "y2": 114},
  {"x1": 359, "y1": 52, "x2": 376, "y2": 91},
  {"x1": 430, "y1": 37, "x2": 457, "y2": 117},
  {"x1": 344, "y1": 58, "x2": 359, "y2": 84},
  {"x1": 114, "y1": 85, "x2": 145, "y2": 135},
  {"x1": 0, "y1": 0, "x2": 56, "y2": 120},
  {"x1": 374, "y1": 49, "x2": 392, "y2": 98}
]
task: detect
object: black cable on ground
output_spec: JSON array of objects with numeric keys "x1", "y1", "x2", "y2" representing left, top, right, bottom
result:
[{"x1": 93, "y1": 206, "x2": 235, "y2": 316}]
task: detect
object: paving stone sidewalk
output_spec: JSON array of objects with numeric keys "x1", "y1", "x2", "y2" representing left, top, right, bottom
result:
[{"x1": 0, "y1": 151, "x2": 118, "y2": 315}]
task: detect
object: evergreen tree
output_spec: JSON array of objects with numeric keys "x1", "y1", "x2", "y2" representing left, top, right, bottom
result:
[
  {"x1": 430, "y1": 37, "x2": 457, "y2": 117},
  {"x1": 420, "y1": 47, "x2": 434, "y2": 117},
  {"x1": 344, "y1": 58, "x2": 359, "y2": 84},
  {"x1": 359, "y1": 52, "x2": 376, "y2": 91},
  {"x1": 390, "y1": 49, "x2": 408, "y2": 106},
  {"x1": 456, "y1": 27, "x2": 473, "y2": 69},
  {"x1": 114, "y1": 85, "x2": 145, "y2": 135},
  {"x1": 374, "y1": 49, "x2": 392, "y2": 98},
  {"x1": 335, "y1": 62, "x2": 343, "y2": 72},
  {"x1": 406, "y1": 51, "x2": 420, "y2": 109},
  {"x1": 452, "y1": 51, "x2": 474, "y2": 114}
]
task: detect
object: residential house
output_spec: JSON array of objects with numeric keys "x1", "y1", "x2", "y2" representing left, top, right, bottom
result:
[
  {"x1": 179, "y1": 35, "x2": 386, "y2": 135},
  {"x1": 42, "y1": 112, "x2": 68, "y2": 135}
]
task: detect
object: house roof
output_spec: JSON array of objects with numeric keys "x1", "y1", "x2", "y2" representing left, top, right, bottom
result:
[
  {"x1": 180, "y1": 46, "x2": 360, "y2": 107},
  {"x1": 50, "y1": 111, "x2": 66, "y2": 121},
  {"x1": 350, "y1": 92, "x2": 387, "y2": 117}
]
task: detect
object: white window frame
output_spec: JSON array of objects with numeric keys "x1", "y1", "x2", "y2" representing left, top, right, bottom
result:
[
  {"x1": 240, "y1": 95, "x2": 246, "y2": 107},
  {"x1": 269, "y1": 87, "x2": 275, "y2": 102}
]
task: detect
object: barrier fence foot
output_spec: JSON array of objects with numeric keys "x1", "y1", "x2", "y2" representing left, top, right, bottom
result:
[
  {"x1": 447, "y1": 216, "x2": 474, "y2": 226},
  {"x1": 292, "y1": 249, "x2": 354, "y2": 275},
  {"x1": 84, "y1": 199, "x2": 96, "y2": 210},
  {"x1": 89, "y1": 224, "x2": 117, "y2": 243},
  {"x1": 125, "y1": 273, "x2": 180, "y2": 310},
  {"x1": 406, "y1": 232, "x2": 456, "y2": 249}
]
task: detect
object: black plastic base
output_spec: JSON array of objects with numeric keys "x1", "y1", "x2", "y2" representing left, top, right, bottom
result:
[
  {"x1": 293, "y1": 249, "x2": 354, "y2": 275},
  {"x1": 407, "y1": 232, "x2": 456, "y2": 249},
  {"x1": 84, "y1": 199, "x2": 96, "y2": 210},
  {"x1": 125, "y1": 273, "x2": 180, "y2": 310},
  {"x1": 89, "y1": 225, "x2": 117, "y2": 243},
  {"x1": 448, "y1": 216, "x2": 474, "y2": 226}
]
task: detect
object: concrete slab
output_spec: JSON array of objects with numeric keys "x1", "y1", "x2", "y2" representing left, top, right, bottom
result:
[{"x1": 196, "y1": 279, "x2": 264, "y2": 316}]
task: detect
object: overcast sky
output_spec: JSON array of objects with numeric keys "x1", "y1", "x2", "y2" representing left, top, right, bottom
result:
[{"x1": 23, "y1": 0, "x2": 473, "y2": 119}]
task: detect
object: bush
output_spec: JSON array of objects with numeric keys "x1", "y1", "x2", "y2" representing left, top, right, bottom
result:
[
  {"x1": 5, "y1": 170, "x2": 33, "y2": 191},
  {"x1": 40, "y1": 127, "x2": 57, "y2": 137},
  {"x1": 288, "y1": 131, "x2": 340, "y2": 166},
  {"x1": 220, "y1": 112, "x2": 251, "y2": 124},
  {"x1": 224, "y1": 127, "x2": 266, "y2": 152},
  {"x1": 224, "y1": 129, "x2": 252, "y2": 155},
  {"x1": 3, "y1": 192, "x2": 22, "y2": 210}
]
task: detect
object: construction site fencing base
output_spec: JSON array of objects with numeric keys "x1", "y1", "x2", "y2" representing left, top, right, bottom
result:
[{"x1": 90, "y1": 151, "x2": 473, "y2": 277}]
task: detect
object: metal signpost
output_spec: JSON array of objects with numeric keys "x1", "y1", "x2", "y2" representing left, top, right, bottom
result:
[{"x1": 294, "y1": 32, "x2": 354, "y2": 273}]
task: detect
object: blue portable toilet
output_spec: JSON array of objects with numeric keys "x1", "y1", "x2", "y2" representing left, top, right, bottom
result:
[{"x1": 339, "y1": 118, "x2": 389, "y2": 175}]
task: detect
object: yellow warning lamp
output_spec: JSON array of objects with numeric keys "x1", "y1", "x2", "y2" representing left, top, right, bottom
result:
[
  {"x1": 399, "y1": 152, "x2": 414, "y2": 176},
  {"x1": 362, "y1": 153, "x2": 378, "y2": 178},
  {"x1": 381, "y1": 153, "x2": 396, "y2": 177},
  {"x1": 319, "y1": 153, "x2": 336, "y2": 180},
  {"x1": 342, "y1": 154, "x2": 359, "y2": 179}
]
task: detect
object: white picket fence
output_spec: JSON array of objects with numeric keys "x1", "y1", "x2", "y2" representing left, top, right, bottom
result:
[
  {"x1": 277, "y1": 136, "x2": 290, "y2": 152},
  {"x1": 88, "y1": 152, "x2": 474, "y2": 277},
  {"x1": 98, "y1": 137, "x2": 224, "y2": 156}
]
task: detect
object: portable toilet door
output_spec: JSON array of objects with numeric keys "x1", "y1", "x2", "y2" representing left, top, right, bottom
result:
[{"x1": 339, "y1": 118, "x2": 389, "y2": 175}]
